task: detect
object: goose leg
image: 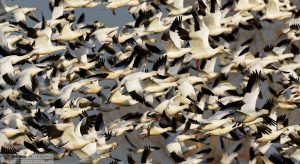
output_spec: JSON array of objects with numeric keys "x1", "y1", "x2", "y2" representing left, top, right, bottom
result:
[
  {"x1": 115, "y1": 104, "x2": 121, "y2": 110},
  {"x1": 32, "y1": 54, "x2": 40, "y2": 61},
  {"x1": 140, "y1": 134, "x2": 148, "y2": 140},
  {"x1": 62, "y1": 150, "x2": 69, "y2": 158},
  {"x1": 112, "y1": 9, "x2": 116, "y2": 15},
  {"x1": 195, "y1": 59, "x2": 201, "y2": 70},
  {"x1": 63, "y1": 118, "x2": 70, "y2": 123}
]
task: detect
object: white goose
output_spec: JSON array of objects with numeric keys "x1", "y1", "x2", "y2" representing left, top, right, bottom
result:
[
  {"x1": 233, "y1": 72, "x2": 269, "y2": 124},
  {"x1": 0, "y1": 54, "x2": 31, "y2": 86},
  {"x1": 29, "y1": 26, "x2": 66, "y2": 59},
  {"x1": 146, "y1": 12, "x2": 171, "y2": 33},
  {"x1": 163, "y1": 132, "x2": 199, "y2": 162},
  {"x1": 0, "y1": 132, "x2": 18, "y2": 154},
  {"x1": 164, "y1": 0, "x2": 193, "y2": 16},
  {"x1": 161, "y1": 32, "x2": 191, "y2": 59},
  {"x1": 220, "y1": 139, "x2": 242, "y2": 164},
  {"x1": 62, "y1": 0, "x2": 100, "y2": 11},
  {"x1": 235, "y1": 0, "x2": 266, "y2": 12},
  {"x1": 15, "y1": 64, "x2": 48, "y2": 90},
  {"x1": 177, "y1": 13, "x2": 225, "y2": 63},
  {"x1": 92, "y1": 26, "x2": 119, "y2": 44},
  {"x1": 260, "y1": 0, "x2": 292, "y2": 20},
  {"x1": 11, "y1": 6, "x2": 37, "y2": 22},
  {"x1": 256, "y1": 112, "x2": 289, "y2": 143},
  {"x1": 105, "y1": 0, "x2": 132, "y2": 15},
  {"x1": 0, "y1": 32, "x2": 23, "y2": 51},
  {"x1": 106, "y1": 86, "x2": 138, "y2": 106},
  {"x1": 53, "y1": 20, "x2": 90, "y2": 42},
  {"x1": 203, "y1": 7, "x2": 232, "y2": 36},
  {"x1": 140, "y1": 122, "x2": 173, "y2": 137},
  {"x1": 52, "y1": 78, "x2": 97, "y2": 108}
]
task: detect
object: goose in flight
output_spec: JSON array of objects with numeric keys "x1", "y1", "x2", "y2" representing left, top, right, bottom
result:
[
  {"x1": 29, "y1": 21, "x2": 67, "y2": 59},
  {"x1": 260, "y1": 0, "x2": 293, "y2": 20},
  {"x1": 177, "y1": 11, "x2": 226, "y2": 63}
]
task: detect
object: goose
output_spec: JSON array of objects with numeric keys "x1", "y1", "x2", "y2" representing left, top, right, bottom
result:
[
  {"x1": 235, "y1": 0, "x2": 266, "y2": 12},
  {"x1": 251, "y1": 140, "x2": 286, "y2": 164},
  {"x1": 143, "y1": 80, "x2": 177, "y2": 93},
  {"x1": 128, "y1": 1, "x2": 156, "y2": 19},
  {"x1": 198, "y1": 116, "x2": 234, "y2": 132},
  {"x1": 91, "y1": 26, "x2": 119, "y2": 44},
  {"x1": 66, "y1": 43, "x2": 93, "y2": 65},
  {"x1": 180, "y1": 148, "x2": 213, "y2": 164},
  {"x1": 81, "y1": 1, "x2": 102, "y2": 9},
  {"x1": 255, "y1": 112, "x2": 289, "y2": 143},
  {"x1": 146, "y1": 12, "x2": 171, "y2": 33},
  {"x1": 0, "y1": 33, "x2": 23, "y2": 52},
  {"x1": 71, "y1": 97, "x2": 100, "y2": 108},
  {"x1": 276, "y1": 61, "x2": 300, "y2": 78},
  {"x1": 42, "y1": 115, "x2": 99, "y2": 152},
  {"x1": 10, "y1": 6, "x2": 38, "y2": 23},
  {"x1": 105, "y1": 0, "x2": 132, "y2": 15},
  {"x1": 161, "y1": 32, "x2": 191, "y2": 59},
  {"x1": 0, "y1": 54, "x2": 31, "y2": 86},
  {"x1": 15, "y1": 64, "x2": 49, "y2": 90},
  {"x1": 61, "y1": 61, "x2": 102, "y2": 81},
  {"x1": 45, "y1": 12, "x2": 76, "y2": 29},
  {"x1": 260, "y1": 0, "x2": 293, "y2": 20},
  {"x1": 61, "y1": 0, "x2": 97, "y2": 10},
  {"x1": 163, "y1": 132, "x2": 200, "y2": 162},
  {"x1": 95, "y1": 58, "x2": 133, "y2": 81},
  {"x1": 75, "y1": 152, "x2": 112, "y2": 164},
  {"x1": 0, "y1": 132, "x2": 18, "y2": 154},
  {"x1": 220, "y1": 138, "x2": 242, "y2": 164},
  {"x1": 177, "y1": 12, "x2": 226, "y2": 63},
  {"x1": 0, "y1": 22, "x2": 20, "y2": 33},
  {"x1": 95, "y1": 141, "x2": 118, "y2": 153},
  {"x1": 107, "y1": 119, "x2": 134, "y2": 131},
  {"x1": 106, "y1": 86, "x2": 138, "y2": 106},
  {"x1": 53, "y1": 20, "x2": 90, "y2": 42},
  {"x1": 108, "y1": 121, "x2": 134, "y2": 137},
  {"x1": 165, "y1": 101, "x2": 189, "y2": 117},
  {"x1": 203, "y1": 4, "x2": 232, "y2": 36},
  {"x1": 54, "y1": 53, "x2": 80, "y2": 71},
  {"x1": 177, "y1": 80, "x2": 197, "y2": 101},
  {"x1": 224, "y1": 11, "x2": 255, "y2": 27},
  {"x1": 29, "y1": 25, "x2": 67, "y2": 59},
  {"x1": 55, "y1": 107, "x2": 92, "y2": 122},
  {"x1": 204, "y1": 122, "x2": 243, "y2": 137},
  {"x1": 231, "y1": 72, "x2": 271, "y2": 124},
  {"x1": 139, "y1": 110, "x2": 161, "y2": 124},
  {"x1": 0, "y1": 0, "x2": 19, "y2": 14},
  {"x1": 211, "y1": 82, "x2": 237, "y2": 96},
  {"x1": 112, "y1": 26, "x2": 138, "y2": 47},
  {"x1": 162, "y1": 0, "x2": 193, "y2": 16},
  {"x1": 0, "y1": 127, "x2": 35, "y2": 144},
  {"x1": 52, "y1": 78, "x2": 98, "y2": 108},
  {"x1": 0, "y1": 108, "x2": 29, "y2": 129},
  {"x1": 124, "y1": 135, "x2": 159, "y2": 163},
  {"x1": 119, "y1": 71, "x2": 157, "y2": 106},
  {"x1": 140, "y1": 121, "x2": 173, "y2": 137},
  {"x1": 125, "y1": 135, "x2": 160, "y2": 154},
  {"x1": 289, "y1": 149, "x2": 300, "y2": 163}
]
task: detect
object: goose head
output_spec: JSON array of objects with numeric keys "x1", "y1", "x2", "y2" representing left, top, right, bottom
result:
[
  {"x1": 258, "y1": 109, "x2": 269, "y2": 115},
  {"x1": 141, "y1": 111, "x2": 161, "y2": 123},
  {"x1": 84, "y1": 1, "x2": 102, "y2": 8}
]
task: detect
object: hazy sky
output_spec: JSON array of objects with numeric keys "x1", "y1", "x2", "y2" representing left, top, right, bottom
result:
[{"x1": 6, "y1": 0, "x2": 132, "y2": 27}]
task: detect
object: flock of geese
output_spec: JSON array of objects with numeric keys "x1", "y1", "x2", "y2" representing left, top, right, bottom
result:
[{"x1": 0, "y1": 0, "x2": 300, "y2": 163}]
